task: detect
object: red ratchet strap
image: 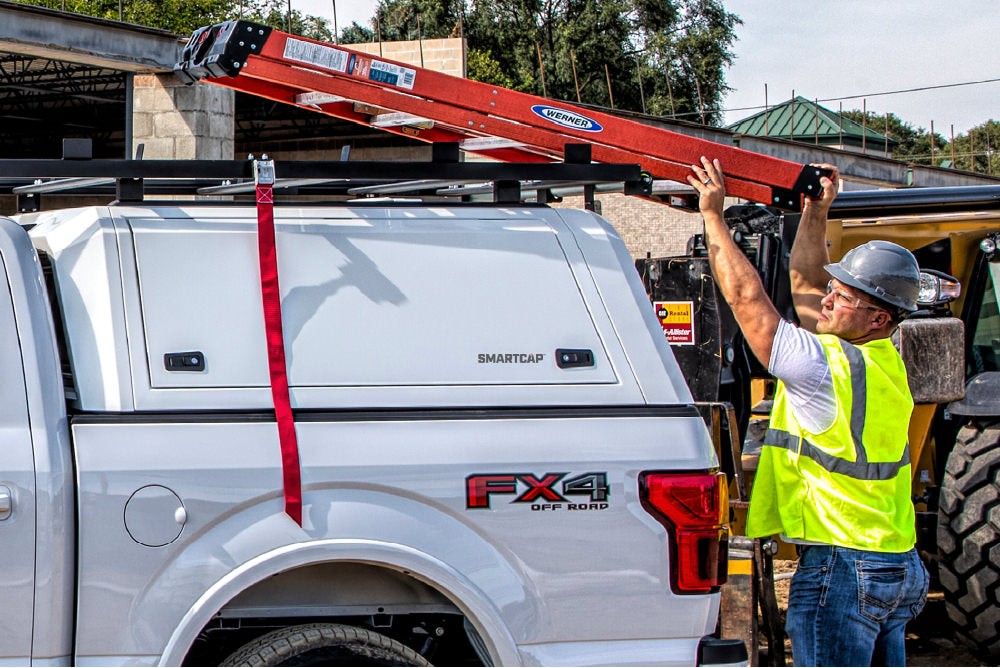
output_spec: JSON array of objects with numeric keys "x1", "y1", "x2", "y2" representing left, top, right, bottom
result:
[{"x1": 254, "y1": 157, "x2": 303, "y2": 525}]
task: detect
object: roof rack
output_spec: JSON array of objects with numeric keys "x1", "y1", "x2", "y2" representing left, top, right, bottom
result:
[{"x1": 0, "y1": 140, "x2": 647, "y2": 213}]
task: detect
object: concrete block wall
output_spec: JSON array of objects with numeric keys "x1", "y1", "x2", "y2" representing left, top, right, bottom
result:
[
  {"x1": 349, "y1": 38, "x2": 466, "y2": 77},
  {"x1": 253, "y1": 144, "x2": 432, "y2": 161},
  {"x1": 554, "y1": 193, "x2": 703, "y2": 258},
  {"x1": 129, "y1": 39, "x2": 463, "y2": 162},
  {"x1": 132, "y1": 74, "x2": 235, "y2": 159}
]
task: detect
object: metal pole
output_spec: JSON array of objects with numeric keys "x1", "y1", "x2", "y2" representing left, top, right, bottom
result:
[
  {"x1": 884, "y1": 113, "x2": 889, "y2": 157},
  {"x1": 839, "y1": 102, "x2": 843, "y2": 147},
  {"x1": 417, "y1": 14, "x2": 424, "y2": 68},
  {"x1": 861, "y1": 99, "x2": 867, "y2": 153},
  {"x1": 988, "y1": 127, "x2": 994, "y2": 176},
  {"x1": 331, "y1": 0, "x2": 338, "y2": 44},
  {"x1": 814, "y1": 98, "x2": 819, "y2": 145},
  {"x1": 931, "y1": 120, "x2": 936, "y2": 165},
  {"x1": 605, "y1": 63, "x2": 615, "y2": 108},
  {"x1": 693, "y1": 72, "x2": 704, "y2": 124},
  {"x1": 971, "y1": 131, "x2": 977, "y2": 172},
  {"x1": 764, "y1": 84, "x2": 769, "y2": 134},
  {"x1": 665, "y1": 68, "x2": 675, "y2": 117},
  {"x1": 536, "y1": 43, "x2": 547, "y2": 98},
  {"x1": 951, "y1": 125, "x2": 956, "y2": 167},
  {"x1": 789, "y1": 91, "x2": 795, "y2": 141},
  {"x1": 570, "y1": 49, "x2": 581, "y2": 103},
  {"x1": 634, "y1": 55, "x2": 646, "y2": 114},
  {"x1": 124, "y1": 72, "x2": 133, "y2": 159},
  {"x1": 287, "y1": 0, "x2": 292, "y2": 32}
]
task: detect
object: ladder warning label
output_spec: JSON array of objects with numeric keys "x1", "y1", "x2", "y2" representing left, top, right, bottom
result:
[
  {"x1": 368, "y1": 60, "x2": 416, "y2": 90},
  {"x1": 284, "y1": 38, "x2": 350, "y2": 73},
  {"x1": 654, "y1": 301, "x2": 695, "y2": 345}
]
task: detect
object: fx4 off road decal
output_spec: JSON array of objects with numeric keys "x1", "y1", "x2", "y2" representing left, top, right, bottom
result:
[{"x1": 466, "y1": 472, "x2": 609, "y2": 511}]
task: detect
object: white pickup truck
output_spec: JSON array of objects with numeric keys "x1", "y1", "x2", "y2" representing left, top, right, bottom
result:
[{"x1": 0, "y1": 157, "x2": 739, "y2": 666}]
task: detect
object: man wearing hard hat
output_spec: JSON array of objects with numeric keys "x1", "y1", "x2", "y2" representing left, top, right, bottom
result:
[{"x1": 688, "y1": 157, "x2": 929, "y2": 667}]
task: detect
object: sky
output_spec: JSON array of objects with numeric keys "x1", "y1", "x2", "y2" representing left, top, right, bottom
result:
[{"x1": 293, "y1": 0, "x2": 1000, "y2": 135}]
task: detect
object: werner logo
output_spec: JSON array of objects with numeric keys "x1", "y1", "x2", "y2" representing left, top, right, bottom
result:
[
  {"x1": 466, "y1": 472, "x2": 609, "y2": 511},
  {"x1": 530, "y1": 105, "x2": 603, "y2": 133}
]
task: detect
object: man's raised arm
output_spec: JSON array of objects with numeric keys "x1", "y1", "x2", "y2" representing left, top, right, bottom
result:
[
  {"x1": 688, "y1": 157, "x2": 781, "y2": 368},
  {"x1": 789, "y1": 164, "x2": 840, "y2": 332}
]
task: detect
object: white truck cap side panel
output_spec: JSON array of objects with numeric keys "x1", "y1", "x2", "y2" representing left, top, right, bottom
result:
[
  {"x1": 128, "y1": 210, "x2": 615, "y2": 388},
  {"x1": 103, "y1": 204, "x2": 667, "y2": 410},
  {"x1": 27, "y1": 204, "x2": 684, "y2": 411}
]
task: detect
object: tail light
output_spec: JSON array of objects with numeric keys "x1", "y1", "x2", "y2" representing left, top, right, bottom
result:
[{"x1": 640, "y1": 471, "x2": 728, "y2": 594}]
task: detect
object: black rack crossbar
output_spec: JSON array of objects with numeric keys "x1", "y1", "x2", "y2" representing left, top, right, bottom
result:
[
  {"x1": 442, "y1": 180, "x2": 628, "y2": 197},
  {"x1": 0, "y1": 158, "x2": 641, "y2": 184},
  {"x1": 197, "y1": 178, "x2": 342, "y2": 195},
  {"x1": 347, "y1": 179, "x2": 476, "y2": 196},
  {"x1": 12, "y1": 177, "x2": 115, "y2": 194}
]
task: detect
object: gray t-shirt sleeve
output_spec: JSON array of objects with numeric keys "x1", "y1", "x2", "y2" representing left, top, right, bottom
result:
[{"x1": 767, "y1": 319, "x2": 837, "y2": 434}]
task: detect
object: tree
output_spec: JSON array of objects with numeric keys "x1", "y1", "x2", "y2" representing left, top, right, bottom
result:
[
  {"x1": 239, "y1": 0, "x2": 336, "y2": 41},
  {"x1": 840, "y1": 109, "x2": 947, "y2": 166},
  {"x1": 342, "y1": 0, "x2": 741, "y2": 125},
  {"x1": 946, "y1": 120, "x2": 1000, "y2": 175},
  {"x1": 16, "y1": 0, "x2": 234, "y2": 34},
  {"x1": 11, "y1": 0, "x2": 332, "y2": 40}
]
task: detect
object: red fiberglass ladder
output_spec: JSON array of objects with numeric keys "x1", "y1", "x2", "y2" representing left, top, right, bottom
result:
[{"x1": 174, "y1": 20, "x2": 828, "y2": 211}]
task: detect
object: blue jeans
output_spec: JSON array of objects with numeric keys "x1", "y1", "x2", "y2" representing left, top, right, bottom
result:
[{"x1": 785, "y1": 545, "x2": 929, "y2": 667}]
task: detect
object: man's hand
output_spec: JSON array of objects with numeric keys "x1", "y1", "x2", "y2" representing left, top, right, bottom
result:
[
  {"x1": 804, "y1": 163, "x2": 840, "y2": 215},
  {"x1": 791, "y1": 162, "x2": 841, "y2": 332},
  {"x1": 686, "y1": 156, "x2": 727, "y2": 218}
]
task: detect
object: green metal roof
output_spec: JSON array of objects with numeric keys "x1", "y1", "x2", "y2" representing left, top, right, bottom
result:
[{"x1": 726, "y1": 96, "x2": 897, "y2": 150}]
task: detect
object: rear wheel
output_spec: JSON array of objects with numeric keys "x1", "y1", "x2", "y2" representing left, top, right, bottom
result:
[
  {"x1": 220, "y1": 623, "x2": 431, "y2": 667},
  {"x1": 938, "y1": 422, "x2": 1000, "y2": 660}
]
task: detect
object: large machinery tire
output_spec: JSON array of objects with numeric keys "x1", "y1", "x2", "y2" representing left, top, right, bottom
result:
[
  {"x1": 220, "y1": 623, "x2": 431, "y2": 666},
  {"x1": 938, "y1": 422, "x2": 1000, "y2": 660}
]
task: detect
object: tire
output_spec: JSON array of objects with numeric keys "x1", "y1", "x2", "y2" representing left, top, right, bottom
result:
[
  {"x1": 220, "y1": 623, "x2": 432, "y2": 667},
  {"x1": 937, "y1": 422, "x2": 1000, "y2": 660}
]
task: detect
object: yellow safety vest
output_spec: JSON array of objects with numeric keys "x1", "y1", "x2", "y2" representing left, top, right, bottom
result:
[{"x1": 746, "y1": 335, "x2": 916, "y2": 552}]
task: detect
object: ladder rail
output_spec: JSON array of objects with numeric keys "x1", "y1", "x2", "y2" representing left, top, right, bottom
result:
[
  {"x1": 210, "y1": 60, "x2": 778, "y2": 205},
  {"x1": 253, "y1": 31, "x2": 811, "y2": 188},
  {"x1": 175, "y1": 20, "x2": 829, "y2": 211}
]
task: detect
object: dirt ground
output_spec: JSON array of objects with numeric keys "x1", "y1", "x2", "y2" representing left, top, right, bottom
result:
[{"x1": 769, "y1": 560, "x2": 985, "y2": 667}]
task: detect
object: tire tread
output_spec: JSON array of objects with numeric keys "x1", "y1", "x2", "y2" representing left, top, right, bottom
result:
[
  {"x1": 938, "y1": 423, "x2": 1000, "y2": 660},
  {"x1": 220, "y1": 623, "x2": 430, "y2": 667}
]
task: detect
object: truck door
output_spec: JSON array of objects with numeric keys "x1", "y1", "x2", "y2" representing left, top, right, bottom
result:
[{"x1": 0, "y1": 247, "x2": 36, "y2": 661}]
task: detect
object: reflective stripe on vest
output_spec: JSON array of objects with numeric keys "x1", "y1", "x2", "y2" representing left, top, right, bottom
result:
[{"x1": 762, "y1": 339, "x2": 910, "y2": 481}]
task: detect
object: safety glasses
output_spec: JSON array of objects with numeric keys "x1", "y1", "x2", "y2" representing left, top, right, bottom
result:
[{"x1": 826, "y1": 280, "x2": 883, "y2": 311}]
